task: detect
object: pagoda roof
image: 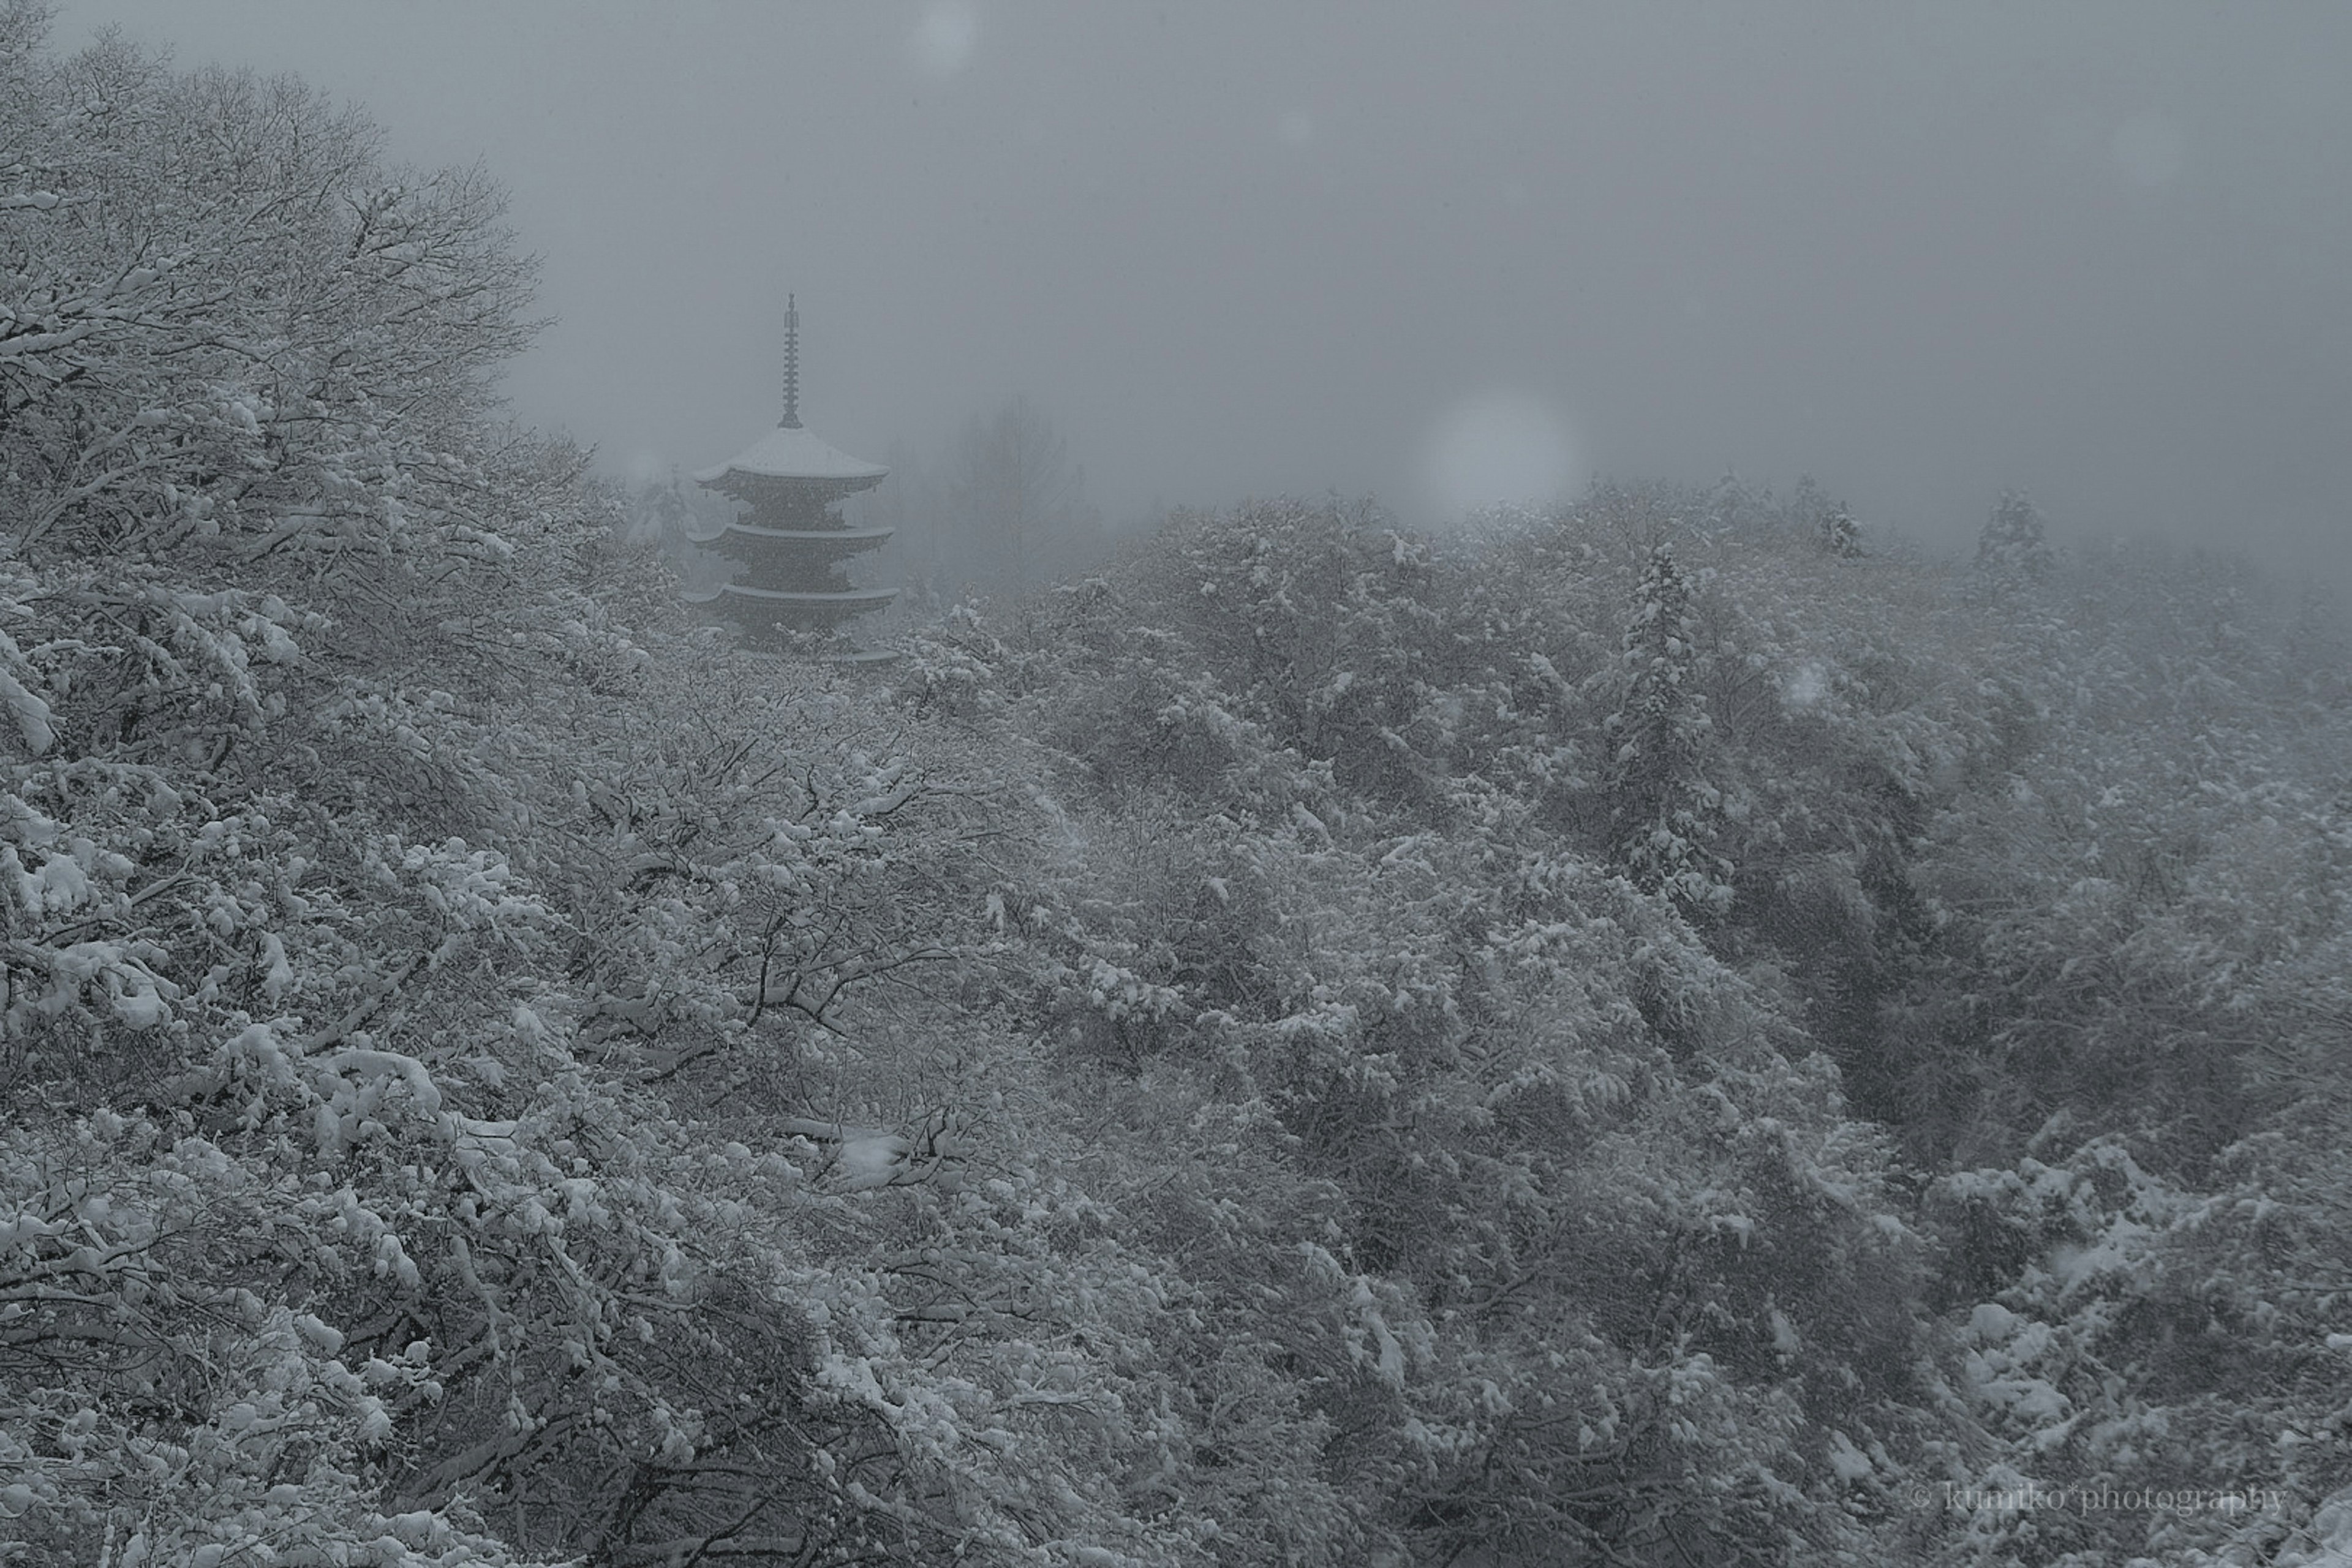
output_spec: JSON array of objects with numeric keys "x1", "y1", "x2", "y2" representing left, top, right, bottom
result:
[
  {"x1": 693, "y1": 423, "x2": 889, "y2": 486},
  {"x1": 720, "y1": 523, "x2": 895, "y2": 545},
  {"x1": 712, "y1": 582, "x2": 899, "y2": 605}
]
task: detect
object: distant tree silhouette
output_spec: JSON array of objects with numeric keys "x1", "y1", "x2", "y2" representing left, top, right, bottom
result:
[
  {"x1": 1976, "y1": 489, "x2": 2054, "y2": 578},
  {"x1": 945, "y1": 394, "x2": 1101, "y2": 591},
  {"x1": 1787, "y1": 475, "x2": 1863, "y2": 558}
]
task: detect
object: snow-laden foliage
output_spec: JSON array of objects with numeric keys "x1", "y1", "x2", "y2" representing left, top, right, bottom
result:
[
  {"x1": 1603, "y1": 543, "x2": 1733, "y2": 913},
  {"x1": 945, "y1": 482, "x2": 2352, "y2": 1564},
  {"x1": 1975, "y1": 490, "x2": 2055, "y2": 581},
  {"x1": 0, "y1": 15, "x2": 1089, "y2": 1562},
  {"x1": 9, "y1": 11, "x2": 2352, "y2": 1564}
]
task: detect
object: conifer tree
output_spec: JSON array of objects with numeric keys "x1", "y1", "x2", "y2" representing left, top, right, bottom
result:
[
  {"x1": 628, "y1": 467, "x2": 693, "y2": 548},
  {"x1": 1786, "y1": 475, "x2": 1860, "y2": 556},
  {"x1": 1604, "y1": 543, "x2": 1733, "y2": 912},
  {"x1": 1976, "y1": 488, "x2": 2054, "y2": 577},
  {"x1": 1818, "y1": 502, "x2": 1862, "y2": 558}
]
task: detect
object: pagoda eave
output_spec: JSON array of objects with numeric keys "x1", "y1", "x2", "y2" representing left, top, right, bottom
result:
[
  {"x1": 715, "y1": 584, "x2": 899, "y2": 606},
  {"x1": 703, "y1": 472, "x2": 886, "y2": 507},
  {"x1": 722, "y1": 523, "x2": 895, "y2": 545}
]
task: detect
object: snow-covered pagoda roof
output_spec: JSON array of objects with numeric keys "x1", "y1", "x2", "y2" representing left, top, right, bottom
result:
[
  {"x1": 709, "y1": 582, "x2": 898, "y2": 606},
  {"x1": 691, "y1": 423, "x2": 888, "y2": 487}
]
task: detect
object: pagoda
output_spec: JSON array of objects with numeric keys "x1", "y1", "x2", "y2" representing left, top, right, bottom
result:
[{"x1": 684, "y1": 298, "x2": 895, "y2": 657}]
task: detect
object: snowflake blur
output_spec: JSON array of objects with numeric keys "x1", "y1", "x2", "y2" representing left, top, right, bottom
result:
[
  {"x1": 909, "y1": 0, "x2": 979, "y2": 78},
  {"x1": 1417, "y1": 392, "x2": 1581, "y2": 522}
]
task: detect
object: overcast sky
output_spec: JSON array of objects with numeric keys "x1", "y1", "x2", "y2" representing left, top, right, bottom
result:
[{"x1": 49, "y1": 1, "x2": 2352, "y2": 569}]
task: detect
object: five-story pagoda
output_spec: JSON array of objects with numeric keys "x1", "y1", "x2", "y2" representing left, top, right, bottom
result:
[{"x1": 684, "y1": 298, "x2": 895, "y2": 657}]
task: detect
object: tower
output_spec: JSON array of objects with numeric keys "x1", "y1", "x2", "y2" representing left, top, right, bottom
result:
[{"x1": 684, "y1": 298, "x2": 896, "y2": 657}]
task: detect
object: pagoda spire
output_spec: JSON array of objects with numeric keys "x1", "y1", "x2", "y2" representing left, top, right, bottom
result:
[{"x1": 780, "y1": 294, "x2": 802, "y2": 429}]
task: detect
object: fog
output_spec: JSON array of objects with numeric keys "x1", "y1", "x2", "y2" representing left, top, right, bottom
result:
[{"x1": 55, "y1": 1, "x2": 2352, "y2": 570}]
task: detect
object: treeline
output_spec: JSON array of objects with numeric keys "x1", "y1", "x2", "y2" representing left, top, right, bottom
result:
[{"x1": 6, "y1": 12, "x2": 2352, "y2": 1565}]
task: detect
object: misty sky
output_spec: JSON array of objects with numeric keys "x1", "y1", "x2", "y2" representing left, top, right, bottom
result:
[{"x1": 50, "y1": 1, "x2": 2352, "y2": 570}]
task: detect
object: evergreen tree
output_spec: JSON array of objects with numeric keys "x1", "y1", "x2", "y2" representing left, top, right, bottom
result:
[
  {"x1": 1976, "y1": 488, "x2": 2054, "y2": 577},
  {"x1": 1703, "y1": 467, "x2": 1756, "y2": 533},
  {"x1": 1819, "y1": 503, "x2": 1862, "y2": 557},
  {"x1": 1604, "y1": 543, "x2": 1733, "y2": 912},
  {"x1": 627, "y1": 467, "x2": 693, "y2": 549},
  {"x1": 1790, "y1": 474, "x2": 1863, "y2": 557}
]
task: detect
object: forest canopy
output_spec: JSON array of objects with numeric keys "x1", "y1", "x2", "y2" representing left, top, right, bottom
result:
[{"x1": 6, "y1": 12, "x2": 2352, "y2": 1566}]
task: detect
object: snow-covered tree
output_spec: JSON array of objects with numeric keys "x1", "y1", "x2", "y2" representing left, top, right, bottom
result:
[
  {"x1": 11, "y1": 7, "x2": 2352, "y2": 1561},
  {"x1": 1975, "y1": 488, "x2": 2054, "y2": 578},
  {"x1": 1817, "y1": 502, "x2": 1862, "y2": 559},
  {"x1": 1603, "y1": 542, "x2": 1733, "y2": 912}
]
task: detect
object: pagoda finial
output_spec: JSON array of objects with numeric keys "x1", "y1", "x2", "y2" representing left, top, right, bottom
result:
[{"x1": 780, "y1": 293, "x2": 802, "y2": 429}]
